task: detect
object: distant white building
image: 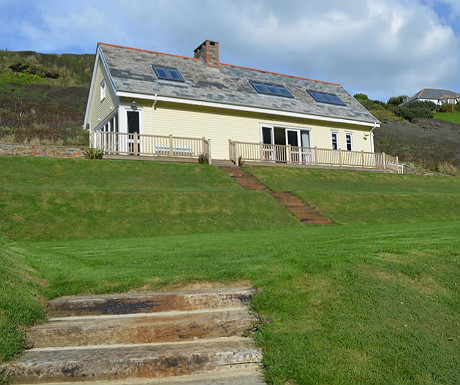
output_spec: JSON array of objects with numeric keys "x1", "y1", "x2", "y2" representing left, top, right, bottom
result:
[{"x1": 401, "y1": 88, "x2": 459, "y2": 106}]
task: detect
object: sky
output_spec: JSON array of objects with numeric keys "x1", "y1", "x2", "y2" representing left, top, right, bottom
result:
[{"x1": 0, "y1": 0, "x2": 459, "y2": 101}]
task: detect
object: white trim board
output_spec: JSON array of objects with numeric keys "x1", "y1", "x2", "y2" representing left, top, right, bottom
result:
[{"x1": 117, "y1": 91, "x2": 380, "y2": 129}]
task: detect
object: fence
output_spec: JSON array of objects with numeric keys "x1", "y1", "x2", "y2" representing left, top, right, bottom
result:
[
  {"x1": 229, "y1": 140, "x2": 402, "y2": 173},
  {"x1": 95, "y1": 131, "x2": 211, "y2": 164}
]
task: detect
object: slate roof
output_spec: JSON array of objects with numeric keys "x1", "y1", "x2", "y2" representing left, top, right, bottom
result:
[
  {"x1": 402, "y1": 88, "x2": 460, "y2": 105},
  {"x1": 99, "y1": 43, "x2": 378, "y2": 125}
]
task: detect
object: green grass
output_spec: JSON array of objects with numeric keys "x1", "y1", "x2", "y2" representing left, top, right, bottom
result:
[
  {"x1": 0, "y1": 157, "x2": 300, "y2": 240},
  {"x1": 1, "y1": 157, "x2": 459, "y2": 384},
  {"x1": 245, "y1": 166, "x2": 460, "y2": 224},
  {"x1": 434, "y1": 111, "x2": 460, "y2": 125}
]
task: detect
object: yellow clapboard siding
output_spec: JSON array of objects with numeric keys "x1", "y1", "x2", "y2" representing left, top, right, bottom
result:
[
  {"x1": 152, "y1": 102, "x2": 373, "y2": 160},
  {"x1": 88, "y1": 58, "x2": 118, "y2": 130}
]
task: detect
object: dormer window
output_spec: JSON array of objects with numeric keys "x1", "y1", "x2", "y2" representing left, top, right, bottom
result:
[
  {"x1": 100, "y1": 80, "x2": 106, "y2": 102},
  {"x1": 152, "y1": 65, "x2": 185, "y2": 82},
  {"x1": 250, "y1": 80, "x2": 294, "y2": 98},
  {"x1": 308, "y1": 90, "x2": 345, "y2": 106}
]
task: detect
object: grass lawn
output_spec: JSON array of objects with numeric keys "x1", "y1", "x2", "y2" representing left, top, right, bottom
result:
[
  {"x1": 433, "y1": 111, "x2": 460, "y2": 125},
  {"x1": 1, "y1": 157, "x2": 459, "y2": 384}
]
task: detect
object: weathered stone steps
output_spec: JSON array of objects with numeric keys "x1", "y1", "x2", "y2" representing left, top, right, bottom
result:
[
  {"x1": 1, "y1": 287, "x2": 264, "y2": 384},
  {"x1": 5, "y1": 337, "x2": 262, "y2": 384},
  {"x1": 29, "y1": 308, "x2": 256, "y2": 348},
  {"x1": 14, "y1": 369, "x2": 266, "y2": 385},
  {"x1": 219, "y1": 166, "x2": 333, "y2": 225},
  {"x1": 47, "y1": 287, "x2": 255, "y2": 317}
]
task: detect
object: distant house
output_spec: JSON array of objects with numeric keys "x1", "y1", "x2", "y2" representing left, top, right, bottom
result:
[
  {"x1": 401, "y1": 88, "x2": 459, "y2": 106},
  {"x1": 84, "y1": 40, "x2": 400, "y2": 171}
]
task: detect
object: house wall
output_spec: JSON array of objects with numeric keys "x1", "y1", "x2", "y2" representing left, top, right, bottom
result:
[
  {"x1": 88, "y1": 57, "x2": 118, "y2": 131},
  {"x1": 118, "y1": 98, "x2": 374, "y2": 160}
]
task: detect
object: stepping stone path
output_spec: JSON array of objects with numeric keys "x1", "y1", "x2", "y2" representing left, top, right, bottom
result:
[
  {"x1": 1, "y1": 287, "x2": 265, "y2": 384},
  {"x1": 220, "y1": 166, "x2": 333, "y2": 225}
]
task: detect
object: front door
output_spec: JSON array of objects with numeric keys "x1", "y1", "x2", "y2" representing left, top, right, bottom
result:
[
  {"x1": 286, "y1": 129, "x2": 300, "y2": 163},
  {"x1": 127, "y1": 110, "x2": 140, "y2": 154}
]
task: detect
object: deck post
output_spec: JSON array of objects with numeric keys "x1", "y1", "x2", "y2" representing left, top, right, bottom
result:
[
  {"x1": 169, "y1": 135, "x2": 173, "y2": 157},
  {"x1": 287, "y1": 144, "x2": 291, "y2": 164},
  {"x1": 207, "y1": 138, "x2": 212, "y2": 165},
  {"x1": 314, "y1": 146, "x2": 318, "y2": 165},
  {"x1": 235, "y1": 141, "x2": 239, "y2": 166},
  {"x1": 339, "y1": 148, "x2": 343, "y2": 167},
  {"x1": 259, "y1": 142, "x2": 263, "y2": 162},
  {"x1": 134, "y1": 132, "x2": 139, "y2": 155},
  {"x1": 361, "y1": 150, "x2": 365, "y2": 168},
  {"x1": 383, "y1": 152, "x2": 386, "y2": 170}
]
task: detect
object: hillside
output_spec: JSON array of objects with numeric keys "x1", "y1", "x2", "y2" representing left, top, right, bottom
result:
[
  {"x1": 1, "y1": 157, "x2": 459, "y2": 384},
  {"x1": 374, "y1": 118, "x2": 460, "y2": 171},
  {"x1": 0, "y1": 49, "x2": 93, "y2": 145}
]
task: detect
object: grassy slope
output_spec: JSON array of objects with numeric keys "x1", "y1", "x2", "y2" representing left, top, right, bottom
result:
[
  {"x1": 433, "y1": 111, "x2": 460, "y2": 125},
  {"x1": 246, "y1": 166, "x2": 460, "y2": 224},
  {"x1": 1, "y1": 157, "x2": 459, "y2": 385}
]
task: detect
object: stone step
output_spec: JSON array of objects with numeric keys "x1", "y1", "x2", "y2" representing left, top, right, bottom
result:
[
  {"x1": 29, "y1": 308, "x2": 256, "y2": 348},
  {"x1": 13, "y1": 368, "x2": 266, "y2": 385},
  {"x1": 4, "y1": 337, "x2": 262, "y2": 384},
  {"x1": 47, "y1": 287, "x2": 255, "y2": 318}
]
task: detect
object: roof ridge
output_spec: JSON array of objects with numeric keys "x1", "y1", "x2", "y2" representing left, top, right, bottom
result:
[
  {"x1": 220, "y1": 62, "x2": 341, "y2": 86},
  {"x1": 98, "y1": 42, "x2": 201, "y2": 62},
  {"x1": 98, "y1": 42, "x2": 341, "y2": 87}
]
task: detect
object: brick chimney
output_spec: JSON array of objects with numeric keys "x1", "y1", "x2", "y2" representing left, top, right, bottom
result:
[{"x1": 194, "y1": 40, "x2": 219, "y2": 70}]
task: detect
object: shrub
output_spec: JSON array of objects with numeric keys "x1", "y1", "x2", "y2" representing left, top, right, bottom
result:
[
  {"x1": 393, "y1": 101, "x2": 436, "y2": 122},
  {"x1": 198, "y1": 153, "x2": 208, "y2": 164},
  {"x1": 437, "y1": 103, "x2": 456, "y2": 113},
  {"x1": 83, "y1": 147, "x2": 103, "y2": 159},
  {"x1": 437, "y1": 162, "x2": 460, "y2": 176}
]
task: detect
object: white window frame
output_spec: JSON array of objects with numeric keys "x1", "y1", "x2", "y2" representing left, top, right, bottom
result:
[
  {"x1": 331, "y1": 130, "x2": 339, "y2": 150},
  {"x1": 345, "y1": 132, "x2": 353, "y2": 151},
  {"x1": 259, "y1": 123, "x2": 313, "y2": 148},
  {"x1": 100, "y1": 80, "x2": 106, "y2": 102}
]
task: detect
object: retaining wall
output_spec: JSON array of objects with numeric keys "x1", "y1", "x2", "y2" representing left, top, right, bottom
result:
[{"x1": 0, "y1": 142, "x2": 84, "y2": 158}]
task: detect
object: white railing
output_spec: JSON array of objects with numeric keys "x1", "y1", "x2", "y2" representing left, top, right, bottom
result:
[
  {"x1": 95, "y1": 131, "x2": 211, "y2": 164},
  {"x1": 229, "y1": 140, "x2": 402, "y2": 173}
]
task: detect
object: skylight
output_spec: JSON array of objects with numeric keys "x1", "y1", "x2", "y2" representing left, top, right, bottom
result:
[
  {"x1": 250, "y1": 80, "x2": 294, "y2": 98},
  {"x1": 308, "y1": 90, "x2": 345, "y2": 106},
  {"x1": 152, "y1": 66, "x2": 185, "y2": 82}
]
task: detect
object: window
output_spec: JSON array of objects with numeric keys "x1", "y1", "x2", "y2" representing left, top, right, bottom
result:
[
  {"x1": 152, "y1": 65, "x2": 184, "y2": 82},
  {"x1": 331, "y1": 131, "x2": 338, "y2": 150},
  {"x1": 345, "y1": 133, "x2": 352, "y2": 151},
  {"x1": 308, "y1": 90, "x2": 345, "y2": 106},
  {"x1": 250, "y1": 80, "x2": 294, "y2": 98},
  {"x1": 100, "y1": 80, "x2": 106, "y2": 101}
]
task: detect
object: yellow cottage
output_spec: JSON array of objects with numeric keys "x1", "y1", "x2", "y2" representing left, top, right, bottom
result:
[{"x1": 84, "y1": 40, "x2": 399, "y2": 171}]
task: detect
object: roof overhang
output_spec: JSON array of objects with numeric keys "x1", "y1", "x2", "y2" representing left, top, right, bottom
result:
[{"x1": 117, "y1": 91, "x2": 380, "y2": 128}]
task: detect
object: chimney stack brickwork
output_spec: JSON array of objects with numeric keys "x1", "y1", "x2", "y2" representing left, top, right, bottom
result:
[{"x1": 194, "y1": 40, "x2": 219, "y2": 70}]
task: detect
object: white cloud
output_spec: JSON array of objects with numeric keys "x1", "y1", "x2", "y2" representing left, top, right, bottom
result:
[{"x1": 0, "y1": 0, "x2": 458, "y2": 100}]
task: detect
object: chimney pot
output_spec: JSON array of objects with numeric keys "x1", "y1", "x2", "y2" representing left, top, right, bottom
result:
[{"x1": 194, "y1": 40, "x2": 219, "y2": 70}]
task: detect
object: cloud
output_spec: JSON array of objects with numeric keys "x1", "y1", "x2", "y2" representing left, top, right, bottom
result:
[{"x1": 0, "y1": 0, "x2": 458, "y2": 101}]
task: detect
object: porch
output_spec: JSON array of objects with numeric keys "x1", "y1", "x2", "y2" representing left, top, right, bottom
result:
[
  {"x1": 94, "y1": 131, "x2": 212, "y2": 164},
  {"x1": 229, "y1": 140, "x2": 403, "y2": 173}
]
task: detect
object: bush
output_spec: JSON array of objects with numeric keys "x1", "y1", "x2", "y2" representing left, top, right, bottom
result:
[
  {"x1": 437, "y1": 162, "x2": 460, "y2": 176},
  {"x1": 393, "y1": 101, "x2": 436, "y2": 122},
  {"x1": 437, "y1": 103, "x2": 456, "y2": 113},
  {"x1": 387, "y1": 95, "x2": 408, "y2": 106},
  {"x1": 198, "y1": 153, "x2": 208, "y2": 164},
  {"x1": 83, "y1": 147, "x2": 103, "y2": 159}
]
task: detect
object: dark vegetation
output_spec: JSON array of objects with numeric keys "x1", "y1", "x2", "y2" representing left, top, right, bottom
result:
[
  {"x1": 354, "y1": 93, "x2": 460, "y2": 173},
  {"x1": 0, "y1": 50, "x2": 93, "y2": 145}
]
